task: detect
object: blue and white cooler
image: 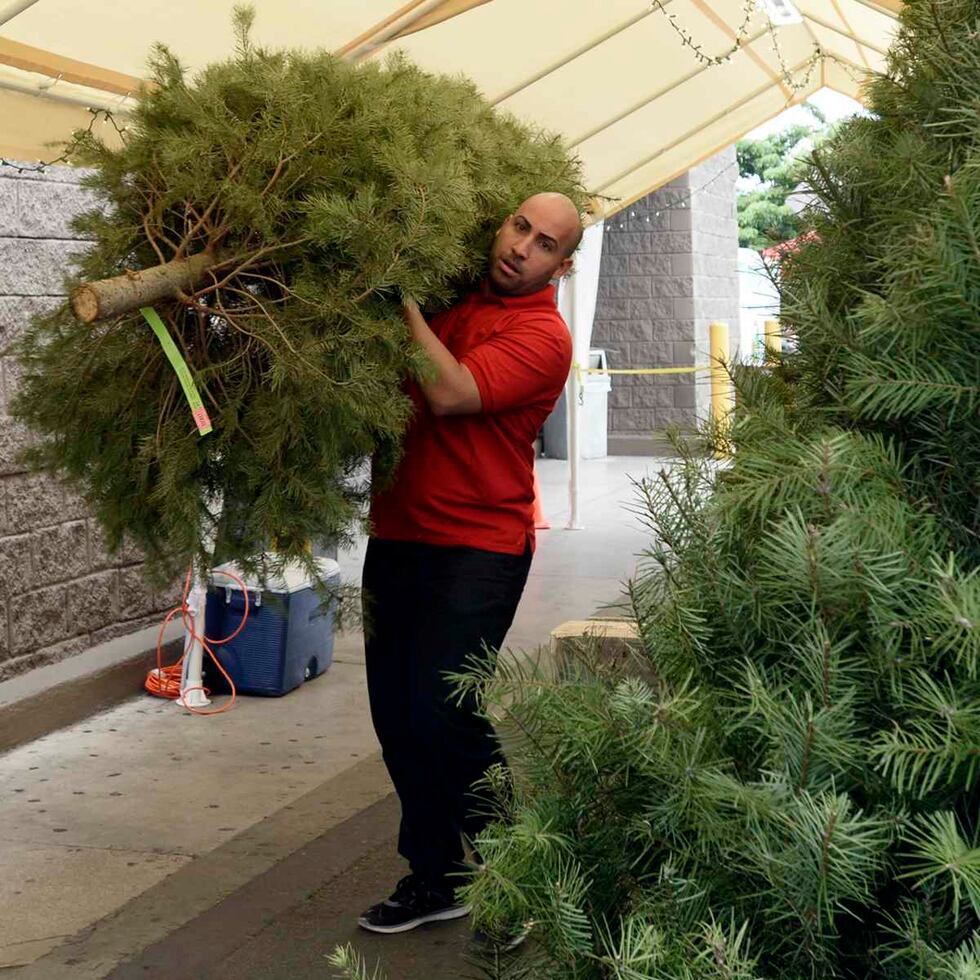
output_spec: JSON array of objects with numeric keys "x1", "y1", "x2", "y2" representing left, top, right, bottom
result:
[{"x1": 203, "y1": 557, "x2": 340, "y2": 697}]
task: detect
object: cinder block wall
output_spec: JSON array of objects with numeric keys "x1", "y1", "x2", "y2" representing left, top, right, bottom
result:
[
  {"x1": 591, "y1": 147, "x2": 739, "y2": 452},
  {"x1": 0, "y1": 163, "x2": 179, "y2": 682}
]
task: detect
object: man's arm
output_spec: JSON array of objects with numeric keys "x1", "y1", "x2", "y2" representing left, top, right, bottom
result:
[{"x1": 402, "y1": 298, "x2": 482, "y2": 416}]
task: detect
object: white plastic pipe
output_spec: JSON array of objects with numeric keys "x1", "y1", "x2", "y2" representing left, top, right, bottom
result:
[
  {"x1": 177, "y1": 488, "x2": 224, "y2": 710},
  {"x1": 178, "y1": 571, "x2": 212, "y2": 710}
]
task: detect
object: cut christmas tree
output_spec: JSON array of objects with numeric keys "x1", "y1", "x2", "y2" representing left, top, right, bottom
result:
[
  {"x1": 457, "y1": 2, "x2": 980, "y2": 977},
  {"x1": 12, "y1": 7, "x2": 586, "y2": 584}
]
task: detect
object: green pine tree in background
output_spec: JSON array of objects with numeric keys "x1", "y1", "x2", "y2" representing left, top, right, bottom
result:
[
  {"x1": 451, "y1": 2, "x2": 980, "y2": 977},
  {"x1": 11, "y1": 7, "x2": 586, "y2": 584},
  {"x1": 736, "y1": 107, "x2": 828, "y2": 251}
]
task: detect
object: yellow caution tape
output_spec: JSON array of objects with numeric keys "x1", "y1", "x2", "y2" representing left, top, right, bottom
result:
[{"x1": 572, "y1": 363, "x2": 712, "y2": 376}]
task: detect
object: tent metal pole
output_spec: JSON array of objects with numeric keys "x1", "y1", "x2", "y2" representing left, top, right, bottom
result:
[
  {"x1": 565, "y1": 275, "x2": 583, "y2": 531},
  {"x1": 0, "y1": 0, "x2": 41, "y2": 28}
]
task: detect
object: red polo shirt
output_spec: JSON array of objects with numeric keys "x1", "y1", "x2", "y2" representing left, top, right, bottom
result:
[{"x1": 370, "y1": 282, "x2": 571, "y2": 555}]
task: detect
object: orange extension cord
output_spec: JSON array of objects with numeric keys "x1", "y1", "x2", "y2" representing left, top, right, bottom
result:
[{"x1": 144, "y1": 566, "x2": 250, "y2": 715}]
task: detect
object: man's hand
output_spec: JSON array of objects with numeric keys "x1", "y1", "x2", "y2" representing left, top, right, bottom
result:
[{"x1": 401, "y1": 298, "x2": 482, "y2": 416}]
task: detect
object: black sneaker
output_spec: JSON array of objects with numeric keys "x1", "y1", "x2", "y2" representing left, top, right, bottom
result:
[{"x1": 358, "y1": 874, "x2": 471, "y2": 934}]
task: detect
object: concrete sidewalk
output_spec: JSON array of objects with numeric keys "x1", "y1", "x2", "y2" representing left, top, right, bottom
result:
[{"x1": 0, "y1": 455, "x2": 671, "y2": 978}]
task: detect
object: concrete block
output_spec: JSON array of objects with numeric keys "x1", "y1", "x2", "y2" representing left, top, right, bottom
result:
[
  {"x1": 0, "y1": 597, "x2": 9, "y2": 663},
  {"x1": 649, "y1": 232, "x2": 692, "y2": 254},
  {"x1": 0, "y1": 633, "x2": 89, "y2": 680},
  {"x1": 698, "y1": 275, "x2": 737, "y2": 298},
  {"x1": 674, "y1": 385, "x2": 697, "y2": 408},
  {"x1": 609, "y1": 386, "x2": 632, "y2": 409},
  {"x1": 86, "y1": 519, "x2": 114, "y2": 571},
  {"x1": 89, "y1": 612, "x2": 167, "y2": 647},
  {"x1": 0, "y1": 419, "x2": 31, "y2": 476},
  {"x1": 650, "y1": 277, "x2": 694, "y2": 298},
  {"x1": 657, "y1": 318, "x2": 696, "y2": 342},
  {"x1": 10, "y1": 584, "x2": 67, "y2": 653},
  {"x1": 670, "y1": 254, "x2": 695, "y2": 277},
  {"x1": 66, "y1": 570, "x2": 118, "y2": 634},
  {"x1": 627, "y1": 253, "x2": 672, "y2": 276},
  {"x1": 0, "y1": 181, "x2": 18, "y2": 237},
  {"x1": 597, "y1": 252, "x2": 629, "y2": 277},
  {"x1": 157, "y1": 577, "x2": 183, "y2": 609},
  {"x1": 595, "y1": 320, "x2": 654, "y2": 343},
  {"x1": 695, "y1": 298, "x2": 739, "y2": 321},
  {"x1": 593, "y1": 296, "x2": 631, "y2": 320},
  {"x1": 627, "y1": 340, "x2": 674, "y2": 365},
  {"x1": 613, "y1": 409, "x2": 657, "y2": 432},
  {"x1": 0, "y1": 295, "x2": 61, "y2": 352},
  {"x1": 632, "y1": 386, "x2": 676, "y2": 409},
  {"x1": 1, "y1": 357, "x2": 25, "y2": 413},
  {"x1": 117, "y1": 565, "x2": 159, "y2": 620},
  {"x1": 654, "y1": 407, "x2": 698, "y2": 428},
  {"x1": 31, "y1": 520, "x2": 88, "y2": 586},
  {"x1": 118, "y1": 535, "x2": 146, "y2": 565},
  {"x1": 694, "y1": 253, "x2": 723, "y2": 276},
  {"x1": 59, "y1": 487, "x2": 90, "y2": 522},
  {"x1": 606, "y1": 232, "x2": 653, "y2": 255},
  {"x1": 628, "y1": 298, "x2": 674, "y2": 320},
  {"x1": 5, "y1": 472, "x2": 65, "y2": 531},
  {"x1": 673, "y1": 297, "x2": 696, "y2": 319},
  {"x1": 17, "y1": 180, "x2": 100, "y2": 239},
  {"x1": 669, "y1": 207, "x2": 693, "y2": 231},
  {"x1": 0, "y1": 238, "x2": 87, "y2": 295},
  {"x1": 0, "y1": 533, "x2": 32, "y2": 597},
  {"x1": 673, "y1": 341, "x2": 695, "y2": 363},
  {"x1": 626, "y1": 211, "x2": 669, "y2": 233},
  {"x1": 596, "y1": 276, "x2": 652, "y2": 299}
]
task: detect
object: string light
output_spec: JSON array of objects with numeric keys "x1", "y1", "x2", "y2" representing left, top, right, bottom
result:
[
  {"x1": 651, "y1": 0, "x2": 759, "y2": 68},
  {"x1": 0, "y1": 107, "x2": 126, "y2": 174},
  {"x1": 602, "y1": 157, "x2": 738, "y2": 229},
  {"x1": 652, "y1": 0, "x2": 868, "y2": 98}
]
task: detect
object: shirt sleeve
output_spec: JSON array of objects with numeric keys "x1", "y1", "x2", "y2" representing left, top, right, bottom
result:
[{"x1": 461, "y1": 313, "x2": 573, "y2": 414}]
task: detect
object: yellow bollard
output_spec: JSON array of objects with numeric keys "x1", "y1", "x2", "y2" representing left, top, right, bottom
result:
[
  {"x1": 709, "y1": 321, "x2": 733, "y2": 458},
  {"x1": 764, "y1": 318, "x2": 781, "y2": 362}
]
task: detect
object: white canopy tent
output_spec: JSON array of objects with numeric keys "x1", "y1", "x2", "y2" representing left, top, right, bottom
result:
[
  {"x1": 2, "y1": 0, "x2": 899, "y2": 211},
  {"x1": 0, "y1": 0, "x2": 902, "y2": 530}
]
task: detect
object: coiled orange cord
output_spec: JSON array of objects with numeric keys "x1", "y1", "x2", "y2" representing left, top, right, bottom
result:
[{"x1": 145, "y1": 566, "x2": 251, "y2": 715}]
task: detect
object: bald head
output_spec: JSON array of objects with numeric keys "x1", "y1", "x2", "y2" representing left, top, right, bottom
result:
[
  {"x1": 487, "y1": 192, "x2": 584, "y2": 296},
  {"x1": 520, "y1": 192, "x2": 583, "y2": 258}
]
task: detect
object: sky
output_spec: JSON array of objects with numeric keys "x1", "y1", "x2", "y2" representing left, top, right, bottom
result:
[
  {"x1": 735, "y1": 87, "x2": 869, "y2": 192},
  {"x1": 744, "y1": 87, "x2": 868, "y2": 141}
]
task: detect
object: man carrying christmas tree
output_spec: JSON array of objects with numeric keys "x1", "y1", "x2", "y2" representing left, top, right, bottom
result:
[{"x1": 357, "y1": 192, "x2": 582, "y2": 934}]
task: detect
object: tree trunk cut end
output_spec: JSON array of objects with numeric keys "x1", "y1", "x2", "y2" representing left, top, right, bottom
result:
[{"x1": 70, "y1": 285, "x2": 101, "y2": 323}]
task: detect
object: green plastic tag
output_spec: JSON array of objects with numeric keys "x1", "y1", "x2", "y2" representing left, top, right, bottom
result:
[{"x1": 140, "y1": 306, "x2": 212, "y2": 436}]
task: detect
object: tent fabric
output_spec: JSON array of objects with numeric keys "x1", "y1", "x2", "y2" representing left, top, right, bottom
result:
[{"x1": 0, "y1": 0, "x2": 900, "y2": 215}]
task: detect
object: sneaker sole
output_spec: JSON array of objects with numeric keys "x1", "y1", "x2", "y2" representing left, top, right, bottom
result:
[{"x1": 357, "y1": 904, "x2": 471, "y2": 934}]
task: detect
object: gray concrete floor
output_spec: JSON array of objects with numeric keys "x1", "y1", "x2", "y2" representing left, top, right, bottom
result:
[{"x1": 0, "y1": 455, "x2": 673, "y2": 978}]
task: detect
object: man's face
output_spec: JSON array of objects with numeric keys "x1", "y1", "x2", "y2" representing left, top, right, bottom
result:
[{"x1": 487, "y1": 198, "x2": 576, "y2": 296}]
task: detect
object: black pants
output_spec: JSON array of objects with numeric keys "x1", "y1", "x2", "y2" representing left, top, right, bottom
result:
[{"x1": 362, "y1": 538, "x2": 532, "y2": 883}]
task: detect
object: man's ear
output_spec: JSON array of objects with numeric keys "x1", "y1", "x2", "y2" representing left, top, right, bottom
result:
[{"x1": 555, "y1": 257, "x2": 574, "y2": 279}]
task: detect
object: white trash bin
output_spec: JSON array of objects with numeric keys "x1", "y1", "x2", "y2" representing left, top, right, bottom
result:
[
  {"x1": 542, "y1": 348, "x2": 611, "y2": 460},
  {"x1": 581, "y1": 349, "x2": 611, "y2": 459}
]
